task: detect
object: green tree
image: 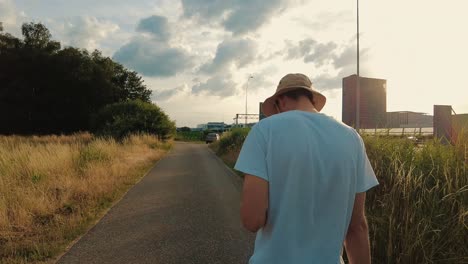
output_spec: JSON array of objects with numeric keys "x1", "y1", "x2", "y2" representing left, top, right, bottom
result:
[
  {"x1": 179, "y1": 126, "x2": 191, "y2": 132},
  {"x1": 22, "y1": 22, "x2": 60, "y2": 52},
  {"x1": 0, "y1": 22, "x2": 154, "y2": 134},
  {"x1": 91, "y1": 100, "x2": 176, "y2": 140}
]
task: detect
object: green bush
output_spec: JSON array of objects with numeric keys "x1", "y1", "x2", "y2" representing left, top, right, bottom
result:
[
  {"x1": 91, "y1": 100, "x2": 175, "y2": 140},
  {"x1": 215, "y1": 128, "x2": 250, "y2": 155}
]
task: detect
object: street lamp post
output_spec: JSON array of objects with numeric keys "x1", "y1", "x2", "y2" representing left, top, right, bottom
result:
[{"x1": 245, "y1": 75, "x2": 253, "y2": 126}]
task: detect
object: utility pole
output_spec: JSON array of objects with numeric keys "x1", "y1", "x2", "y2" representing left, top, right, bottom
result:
[{"x1": 356, "y1": 0, "x2": 361, "y2": 130}]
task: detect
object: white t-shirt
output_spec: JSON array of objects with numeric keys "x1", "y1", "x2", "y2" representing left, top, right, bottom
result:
[{"x1": 235, "y1": 110, "x2": 378, "y2": 264}]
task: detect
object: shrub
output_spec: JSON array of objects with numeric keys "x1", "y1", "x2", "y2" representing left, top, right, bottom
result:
[
  {"x1": 215, "y1": 128, "x2": 250, "y2": 155},
  {"x1": 91, "y1": 100, "x2": 176, "y2": 140}
]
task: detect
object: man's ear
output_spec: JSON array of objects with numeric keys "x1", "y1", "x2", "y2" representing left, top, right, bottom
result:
[{"x1": 277, "y1": 95, "x2": 285, "y2": 108}]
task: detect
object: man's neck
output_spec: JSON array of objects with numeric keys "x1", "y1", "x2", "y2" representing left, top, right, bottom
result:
[{"x1": 294, "y1": 100, "x2": 319, "y2": 113}]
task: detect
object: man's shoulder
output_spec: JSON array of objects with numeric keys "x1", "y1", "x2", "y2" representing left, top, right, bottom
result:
[{"x1": 256, "y1": 111, "x2": 359, "y2": 136}]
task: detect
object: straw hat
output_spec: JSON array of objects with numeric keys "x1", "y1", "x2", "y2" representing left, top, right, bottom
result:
[{"x1": 262, "y1": 73, "x2": 327, "y2": 117}]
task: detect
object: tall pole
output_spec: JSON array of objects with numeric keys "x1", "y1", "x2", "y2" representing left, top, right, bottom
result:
[
  {"x1": 356, "y1": 0, "x2": 361, "y2": 130},
  {"x1": 245, "y1": 75, "x2": 253, "y2": 126},
  {"x1": 245, "y1": 80, "x2": 248, "y2": 126}
]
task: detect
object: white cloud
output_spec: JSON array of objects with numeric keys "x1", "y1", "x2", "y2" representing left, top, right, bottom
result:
[
  {"x1": 241, "y1": 66, "x2": 278, "y2": 93},
  {"x1": 152, "y1": 83, "x2": 189, "y2": 101},
  {"x1": 199, "y1": 38, "x2": 258, "y2": 74},
  {"x1": 191, "y1": 74, "x2": 238, "y2": 97},
  {"x1": 292, "y1": 10, "x2": 354, "y2": 31},
  {"x1": 60, "y1": 16, "x2": 119, "y2": 51},
  {"x1": 304, "y1": 42, "x2": 338, "y2": 66},
  {"x1": 0, "y1": 0, "x2": 16, "y2": 27},
  {"x1": 275, "y1": 37, "x2": 372, "y2": 90}
]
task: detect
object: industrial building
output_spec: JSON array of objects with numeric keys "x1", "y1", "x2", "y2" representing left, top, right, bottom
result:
[
  {"x1": 196, "y1": 122, "x2": 227, "y2": 132},
  {"x1": 342, "y1": 75, "x2": 387, "y2": 129}
]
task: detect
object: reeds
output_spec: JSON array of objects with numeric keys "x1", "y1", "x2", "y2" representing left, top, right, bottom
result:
[{"x1": 364, "y1": 135, "x2": 467, "y2": 263}]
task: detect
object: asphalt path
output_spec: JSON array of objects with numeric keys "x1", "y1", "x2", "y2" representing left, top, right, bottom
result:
[{"x1": 57, "y1": 142, "x2": 255, "y2": 264}]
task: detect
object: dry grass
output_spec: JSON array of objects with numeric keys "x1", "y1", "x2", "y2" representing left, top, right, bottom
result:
[{"x1": 0, "y1": 133, "x2": 171, "y2": 263}]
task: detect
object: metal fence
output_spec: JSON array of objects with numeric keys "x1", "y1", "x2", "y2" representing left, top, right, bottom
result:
[{"x1": 360, "y1": 127, "x2": 433, "y2": 136}]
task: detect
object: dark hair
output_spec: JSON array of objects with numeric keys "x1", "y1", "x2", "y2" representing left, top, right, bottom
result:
[{"x1": 280, "y1": 89, "x2": 314, "y2": 104}]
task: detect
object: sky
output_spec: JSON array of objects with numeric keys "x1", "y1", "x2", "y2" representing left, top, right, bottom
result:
[{"x1": 2, "y1": 0, "x2": 468, "y2": 127}]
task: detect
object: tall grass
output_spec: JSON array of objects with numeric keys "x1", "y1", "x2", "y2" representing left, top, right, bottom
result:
[
  {"x1": 0, "y1": 133, "x2": 171, "y2": 263},
  {"x1": 212, "y1": 130, "x2": 468, "y2": 263},
  {"x1": 364, "y1": 135, "x2": 467, "y2": 263}
]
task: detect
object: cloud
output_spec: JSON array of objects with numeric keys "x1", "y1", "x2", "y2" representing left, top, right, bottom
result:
[
  {"x1": 313, "y1": 72, "x2": 344, "y2": 91},
  {"x1": 181, "y1": 0, "x2": 292, "y2": 35},
  {"x1": 244, "y1": 75, "x2": 275, "y2": 93},
  {"x1": 280, "y1": 37, "x2": 371, "y2": 90},
  {"x1": 332, "y1": 44, "x2": 370, "y2": 69},
  {"x1": 152, "y1": 84, "x2": 187, "y2": 101},
  {"x1": 113, "y1": 37, "x2": 194, "y2": 77},
  {"x1": 312, "y1": 45, "x2": 364, "y2": 91},
  {"x1": 304, "y1": 42, "x2": 338, "y2": 66},
  {"x1": 285, "y1": 38, "x2": 337, "y2": 66},
  {"x1": 191, "y1": 74, "x2": 238, "y2": 97},
  {"x1": 293, "y1": 11, "x2": 354, "y2": 31},
  {"x1": 136, "y1": 15, "x2": 170, "y2": 41},
  {"x1": 312, "y1": 45, "x2": 366, "y2": 91},
  {"x1": 181, "y1": 0, "x2": 230, "y2": 20},
  {"x1": 221, "y1": 0, "x2": 289, "y2": 35},
  {"x1": 0, "y1": 0, "x2": 17, "y2": 29},
  {"x1": 286, "y1": 39, "x2": 317, "y2": 60},
  {"x1": 199, "y1": 38, "x2": 258, "y2": 74},
  {"x1": 62, "y1": 16, "x2": 119, "y2": 50}
]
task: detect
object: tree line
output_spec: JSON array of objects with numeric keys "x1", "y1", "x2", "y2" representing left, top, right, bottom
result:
[{"x1": 0, "y1": 22, "x2": 175, "y2": 138}]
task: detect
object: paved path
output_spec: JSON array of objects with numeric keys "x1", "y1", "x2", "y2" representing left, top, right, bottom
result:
[{"x1": 57, "y1": 142, "x2": 254, "y2": 264}]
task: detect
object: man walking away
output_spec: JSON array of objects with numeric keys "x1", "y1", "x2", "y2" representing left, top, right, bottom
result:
[{"x1": 235, "y1": 73, "x2": 379, "y2": 264}]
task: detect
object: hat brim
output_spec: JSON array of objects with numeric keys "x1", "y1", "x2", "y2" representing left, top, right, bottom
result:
[{"x1": 261, "y1": 86, "x2": 326, "y2": 117}]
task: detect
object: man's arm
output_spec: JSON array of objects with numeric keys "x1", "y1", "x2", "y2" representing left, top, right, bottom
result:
[
  {"x1": 344, "y1": 192, "x2": 371, "y2": 264},
  {"x1": 240, "y1": 174, "x2": 269, "y2": 232}
]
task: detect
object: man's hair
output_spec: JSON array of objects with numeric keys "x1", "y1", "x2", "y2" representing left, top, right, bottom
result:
[{"x1": 280, "y1": 89, "x2": 314, "y2": 104}]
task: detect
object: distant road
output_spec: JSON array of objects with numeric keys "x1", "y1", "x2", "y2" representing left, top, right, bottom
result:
[{"x1": 57, "y1": 142, "x2": 254, "y2": 264}]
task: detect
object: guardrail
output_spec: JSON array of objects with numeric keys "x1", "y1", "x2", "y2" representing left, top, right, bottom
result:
[{"x1": 359, "y1": 127, "x2": 433, "y2": 136}]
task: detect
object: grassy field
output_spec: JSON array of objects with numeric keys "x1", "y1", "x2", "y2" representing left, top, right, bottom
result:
[
  {"x1": 0, "y1": 133, "x2": 171, "y2": 263},
  {"x1": 211, "y1": 128, "x2": 468, "y2": 263}
]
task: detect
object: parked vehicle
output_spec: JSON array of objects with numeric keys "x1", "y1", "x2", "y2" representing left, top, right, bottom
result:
[{"x1": 205, "y1": 133, "x2": 220, "y2": 144}]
